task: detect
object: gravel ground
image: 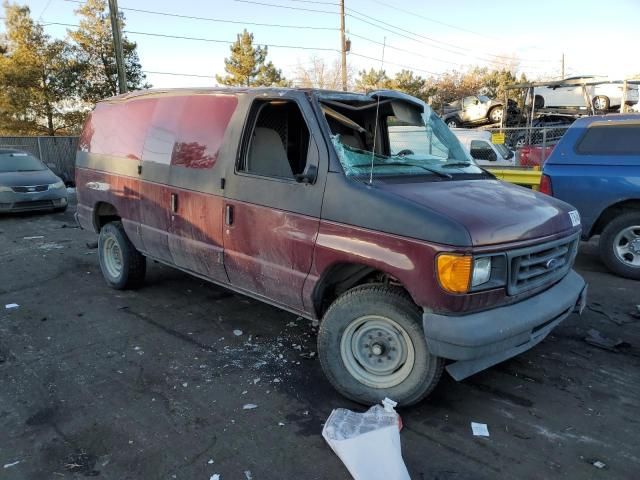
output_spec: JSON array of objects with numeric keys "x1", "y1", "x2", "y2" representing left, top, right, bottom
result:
[{"x1": 1, "y1": 198, "x2": 639, "y2": 479}]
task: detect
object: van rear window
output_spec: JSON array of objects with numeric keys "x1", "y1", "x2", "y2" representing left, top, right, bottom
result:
[{"x1": 576, "y1": 123, "x2": 640, "y2": 155}]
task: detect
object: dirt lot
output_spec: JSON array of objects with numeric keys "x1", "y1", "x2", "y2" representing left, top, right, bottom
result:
[{"x1": 1, "y1": 197, "x2": 639, "y2": 480}]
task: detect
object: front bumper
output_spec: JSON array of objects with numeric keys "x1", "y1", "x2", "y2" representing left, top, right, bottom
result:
[
  {"x1": 423, "y1": 270, "x2": 587, "y2": 380},
  {"x1": 0, "y1": 189, "x2": 68, "y2": 213}
]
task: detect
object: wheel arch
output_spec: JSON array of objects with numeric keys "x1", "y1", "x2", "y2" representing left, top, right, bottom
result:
[
  {"x1": 311, "y1": 261, "x2": 415, "y2": 319},
  {"x1": 589, "y1": 199, "x2": 640, "y2": 237},
  {"x1": 93, "y1": 201, "x2": 121, "y2": 231}
]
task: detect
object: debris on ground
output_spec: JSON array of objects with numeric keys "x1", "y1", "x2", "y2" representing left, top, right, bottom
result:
[
  {"x1": 233, "y1": 329, "x2": 243, "y2": 336},
  {"x1": 243, "y1": 404, "x2": 258, "y2": 410},
  {"x1": 5, "y1": 303, "x2": 19, "y2": 310},
  {"x1": 86, "y1": 240, "x2": 98, "y2": 249},
  {"x1": 299, "y1": 352, "x2": 316, "y2": 359},
  {"x1": 471, "y1": 422, "x2": 490, "y2": 437},
  {"x1": 23, "y1": 236, "x2": 44, "y2": 240},
  {"x1": 593, "y1": 460, "x2": 606, "y2": 469},
  {"x1": 209, "y1": 474, "x2": 220, "y2": 480},
  {"x1": 584, "y1": 329, "x2": 625, "y2": 351},
  {"x1": 244, "y1": 470, "x2": 253, "y2": 480},
  {"x1": 322, "y1": 399, "x2": 409, "y2": 480},
  {"x1": 207, "y1": 459, "x2": 214, "y2": 465},
  {"x1": 278, "y1": 422, "x2": 285, "y2": 426},
  {"x1": 3, "y1": 460, "x2": 21, "y2": 469}
]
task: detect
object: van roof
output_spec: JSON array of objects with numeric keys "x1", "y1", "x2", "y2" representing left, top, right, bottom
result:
[{"x1": 99, "y1": 87, "x2": 370, "y2": 104}]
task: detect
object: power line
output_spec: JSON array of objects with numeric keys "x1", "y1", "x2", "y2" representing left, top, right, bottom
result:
[
  {"x1": 349, "y1": 51, "x2": 442, "y2": 77},
  {"x1": 346, "y1": 11, "x2": 545, "y2": 68},
  {"x1": 34, "y1": 20, "x2": 340, "y2": 52},
  {"x1": 63, "y1": 0, "x2": 337, "y2": 31},
  {"x1": 144, "y1": 70, "x2": 212, "y2": 78},
  {"x1": 367, "y1": 0, "x2": 492, "y2": 40},
  {"x1": 232, "y1": 0, "x2": 336, "y2": 14}
]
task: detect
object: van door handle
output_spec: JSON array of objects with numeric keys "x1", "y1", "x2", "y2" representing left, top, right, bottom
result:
[
  {"x1": 170, "y1": 193, "x2": 178, "y2": 213},
  {"x1": 225, "y1": 204, "x2": 234, "y2": 225}
]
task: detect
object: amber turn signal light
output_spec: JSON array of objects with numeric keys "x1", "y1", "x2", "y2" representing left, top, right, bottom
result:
[{"x1": 436, "y1": 254, "x2": 472, "y2": 294}]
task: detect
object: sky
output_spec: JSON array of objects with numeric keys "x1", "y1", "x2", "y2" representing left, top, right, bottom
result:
[{"x1": 4, "y1": 0, "x2": 640, "y2": 89}]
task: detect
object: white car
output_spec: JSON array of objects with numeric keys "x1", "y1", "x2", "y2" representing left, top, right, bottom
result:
[
  {"x1": 534, "y1": 77, "x2": 639, "y2": 111},
  {"x1": 451, "y1": 129, "x2": 515, "y2": 167}
]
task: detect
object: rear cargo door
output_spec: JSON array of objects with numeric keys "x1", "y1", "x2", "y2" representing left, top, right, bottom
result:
[{"x1": 222, "y1": 95, "x2": 327, "y2": 311}]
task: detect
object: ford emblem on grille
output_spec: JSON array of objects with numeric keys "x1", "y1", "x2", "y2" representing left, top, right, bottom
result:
[{"x1": 545, "y1": 258, "x2": 560, "y2": 270}]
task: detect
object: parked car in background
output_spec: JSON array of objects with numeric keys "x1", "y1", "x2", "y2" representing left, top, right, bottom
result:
[
  {"x1": 508, "y1": 114, "x2": 575, "y2": 148},
  {"x1": 441, "y1": 95, "x2": 506, "y2": 128},
  {"x1": 0, "y1": 148, "x2": 68, "y2": 213},
  {"x1": 541, "y1": 114, "x2": 640, "y2": 279},
  {"x1": 452, "y1": 129, "x2": 515, "y2": 166},
  {"x1": 76, "y1": 87, "x2": 586, "y2": 406},
  {"x1": 534, "y1": 76, "x2": 640, "y2": 111}
]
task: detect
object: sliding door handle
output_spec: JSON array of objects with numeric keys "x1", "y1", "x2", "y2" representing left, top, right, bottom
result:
[
  {"x1": 170, "y1": 193, "x2": 178, "y2": 213},
  {"x1": 225, "y1": 204, "x2": 234, "y2": 225}
]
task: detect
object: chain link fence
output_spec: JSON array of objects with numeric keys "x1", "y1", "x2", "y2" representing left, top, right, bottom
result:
[
  {"x1": 483, "y1": 125, "x2": 571, "y2": 167},
  {"x1": 0, "y1": 136, "x2": 78, "y2": 184}
]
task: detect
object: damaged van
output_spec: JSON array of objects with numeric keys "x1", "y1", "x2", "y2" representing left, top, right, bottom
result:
[{"x1": 76, "y1": 88, "x2": 587, "y2": 405}]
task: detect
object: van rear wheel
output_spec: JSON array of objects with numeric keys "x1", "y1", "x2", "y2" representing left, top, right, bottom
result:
[
  {"x1": 98, "y1": 221, "x2": 146, "y2": 289},
  {"x1": 318, "y1": 285, "x2": 444, "y2": 406},
  {"x1": 599, "y1": 212, "x2": 640, "y2": 280}
]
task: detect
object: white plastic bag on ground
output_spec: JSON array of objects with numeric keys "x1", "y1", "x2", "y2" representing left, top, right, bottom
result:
[{"x1": 322, "y1": 399, "x2": 410, "y2": 480}]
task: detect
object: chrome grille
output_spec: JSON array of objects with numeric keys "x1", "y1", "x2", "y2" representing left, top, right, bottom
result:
[
  {"x1": 12, "y1": 185, "x2": 48, "y2": 193},
  {"x1": 507, "y1": 233, "x2": 579, "y2": 295}
]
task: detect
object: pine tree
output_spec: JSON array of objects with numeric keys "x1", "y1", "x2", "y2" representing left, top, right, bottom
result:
[
  {"x1": 0, "y1": 3, "x2": 84, "y2": 135},
  {"x1": 68, "y1": 0, "x2": 149, "y2": 103},
  {"x1": 216, "y1": 30, "x2": 290, "y2": 87},
  {"x1": 354, "y1": 68, "x2": 393, "y2": 92}
]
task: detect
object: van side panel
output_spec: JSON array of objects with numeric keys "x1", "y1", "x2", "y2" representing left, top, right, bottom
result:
[{"x1": 76, "y1": 99, "x2": 157, "y2": 249}]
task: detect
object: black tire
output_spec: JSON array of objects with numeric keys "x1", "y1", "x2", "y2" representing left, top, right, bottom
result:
[
  {"x1": 593, "y1": 96, "x2": 610, "y2": 111},
  {"x1": 488, "y1": 106, "x2": 503, "y2": 123},
  {"x1": 446, "y1": 118, "x2": 460, "y2": 128},
  {"x1": 534, "y1": 95, "x2": 544, "y2": 109},
  {"x1": 599, "y1": 212, "x2": 640, "y2": 280},
  {"x1": 318, "y1": 284, "x2": 444, "y2": 406},
  {"x1": 54, "y1": 206, "x2": 68, "y2": 213},
  {"x1": 98, "y1": 221, "x2": 146, "y2": 289}
]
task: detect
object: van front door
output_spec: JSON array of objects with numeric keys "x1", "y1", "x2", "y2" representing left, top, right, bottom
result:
[{"x1": 222, "y1": 96, "x2": 327, "y2": 311}]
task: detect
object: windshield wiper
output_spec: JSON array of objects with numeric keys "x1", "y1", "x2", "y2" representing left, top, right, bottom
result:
[
  {"x1": 384, "y1": 161, "x2": 452, "y2": 178},
  {"x1": 442, "y1": 162, "x2": 473, "y2": 168}
]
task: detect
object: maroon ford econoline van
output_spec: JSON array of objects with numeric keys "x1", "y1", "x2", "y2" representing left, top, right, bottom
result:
[{"x1": 75, "y1": 88, "x2": 587, "y2": 405}]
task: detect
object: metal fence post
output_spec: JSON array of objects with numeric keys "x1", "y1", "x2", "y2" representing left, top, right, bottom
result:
[{"x1": 37, "y1": 136, "x2": 43, "y2": 161}]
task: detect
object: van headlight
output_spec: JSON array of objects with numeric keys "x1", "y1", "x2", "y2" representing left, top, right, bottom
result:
[
  {"x1": 437, "y1": 254, "x2": 504, "y2": 293},
  {"x1": 49, "y1": 180, "x2": 65, "y2": 190},
  {"x1": 471, "y1": 257, "x2": 492, "y2": 287}
]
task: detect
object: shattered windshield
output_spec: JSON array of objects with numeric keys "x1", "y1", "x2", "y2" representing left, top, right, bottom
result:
[{"x1": 325, "y1": 99, "x2": 485, "y2": 179}]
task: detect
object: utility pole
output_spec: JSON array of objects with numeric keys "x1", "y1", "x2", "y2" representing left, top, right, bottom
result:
[
  {"x1": 340, "y1": 0, "x2": 347, "y2": 91},
  {"x1": 108, "y1": 0, "x2": 128, "y2": 94},
  {"x1": 561, "y1": 52, "x2": 565, "y2": 79}
]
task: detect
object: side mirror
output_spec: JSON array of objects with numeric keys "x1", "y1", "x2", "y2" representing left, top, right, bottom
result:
[{"x1": 295, "y1": 163, "x2": 318, "y2": 184}]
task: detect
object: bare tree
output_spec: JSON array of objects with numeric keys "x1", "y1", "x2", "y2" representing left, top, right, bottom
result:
[{"x1": 294, "y1": 55, "x2": 353, "y2": 90}]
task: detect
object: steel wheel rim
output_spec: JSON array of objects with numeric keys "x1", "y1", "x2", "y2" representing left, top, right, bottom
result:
[
  {"x1": 613, "y1": 225, "x2": 640, "y2": 267},
  {"x1": 340, "y1": 315, "x2": 415, "y2": 389},
  {"x1": 447, "y1": 121, "x2": 457, "y2": 127},
  {"x1": 594, "y1": 97, "x2": 607, "y2": 110},
  {"x1": 491, "y1": 108, "x2": 503, "y2": 122},
  {"x1": 102, "y1": 236, "x2": 123, "y2": 279}
]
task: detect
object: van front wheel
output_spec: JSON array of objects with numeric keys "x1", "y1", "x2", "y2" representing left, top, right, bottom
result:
[
  {"x1": 98, "y1": 221, "x2": 146, "y2": 289},
  {"x1": 318, "y1": 285, "x2": 444, "y2": 406}
]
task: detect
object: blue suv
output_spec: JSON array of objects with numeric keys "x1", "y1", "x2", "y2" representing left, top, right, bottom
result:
[{"x1": 541, "y1": 114, "x2": 640, "y2": 279}]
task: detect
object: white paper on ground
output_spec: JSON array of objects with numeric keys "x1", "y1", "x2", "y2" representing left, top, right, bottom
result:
[
  {"x1": 471, "y1": 422, "x2": 490, "y2": 437},
  {"x1": 322, "y1": 403, "x2": 410, "y2": 480},
  {"x1": 5, "y1": 303, "x2": 19, "y2": 309}
]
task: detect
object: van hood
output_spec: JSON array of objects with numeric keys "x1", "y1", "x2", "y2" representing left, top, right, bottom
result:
[
  {"x1": 0, "y1": 169, "x2": 59, "y2": 187},
  {"x1": 377, "y1": 178, "x2": 577, "y2": 246}
]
